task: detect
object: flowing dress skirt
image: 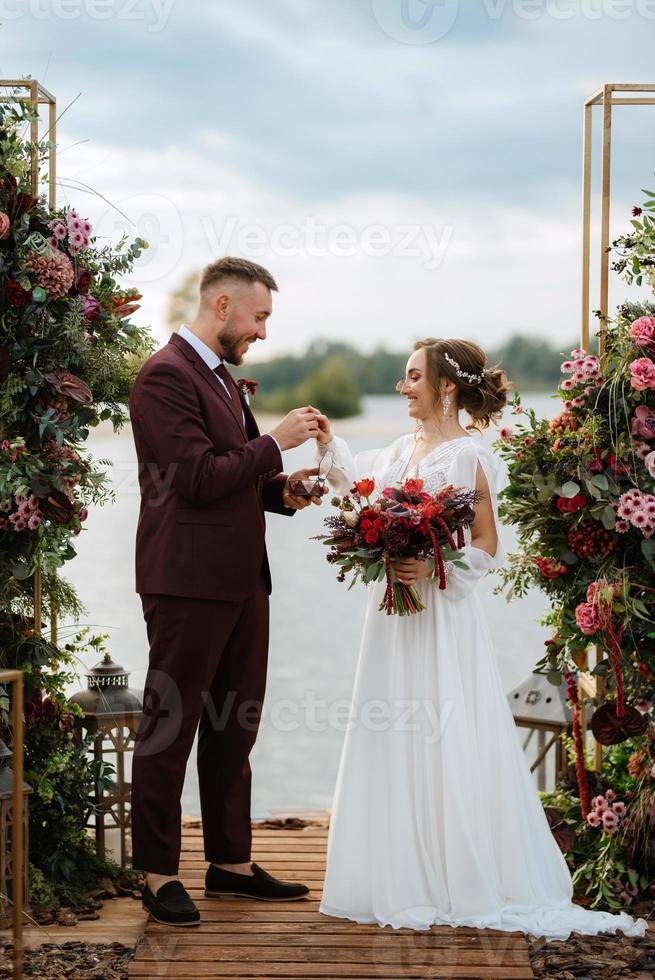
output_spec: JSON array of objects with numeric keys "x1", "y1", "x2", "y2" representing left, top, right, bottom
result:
[{"x1": 319, "y1": 575, "x2": 649, "y2": 940}]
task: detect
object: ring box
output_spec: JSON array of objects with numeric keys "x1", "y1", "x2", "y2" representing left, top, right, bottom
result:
[{"x1": 288, "y1": 478, "x2": 325, "y2": 498}]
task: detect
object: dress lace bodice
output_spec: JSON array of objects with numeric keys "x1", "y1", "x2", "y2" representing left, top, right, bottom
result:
[{"x1": 382, "y1": 436, "x2": 475, "y2": 495}]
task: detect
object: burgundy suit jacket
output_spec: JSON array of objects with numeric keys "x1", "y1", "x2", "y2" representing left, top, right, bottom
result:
[{"x1": 128, "y1": 332, "x2": 295, "y2": 601}]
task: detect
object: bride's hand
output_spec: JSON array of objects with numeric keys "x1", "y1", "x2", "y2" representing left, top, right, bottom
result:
[
  {"x1": 307, "y1": 405, "x2": 332, "y2": 445},
  {"x1": 392, "y1": 558, "x2": 432, "y2": 585}
]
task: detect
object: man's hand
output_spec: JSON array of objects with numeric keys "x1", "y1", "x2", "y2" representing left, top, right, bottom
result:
[
  {"x1": 392, "y1": 557, "x2": 432, "y2": 585},
  {"x1": 282, "y1": 467, "x2": 329, "y2": 510},
  {"x1": 270, "y1": 408, "x2": 321, "y2": 451}
]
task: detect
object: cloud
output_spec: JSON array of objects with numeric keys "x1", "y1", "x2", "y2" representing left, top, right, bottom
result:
[
  {"x1": 55, "y1": 128, "x2": 633, "y2": 360},
  {"x1": 2, "y1": 0, "x2": 654, "y2": 357}
]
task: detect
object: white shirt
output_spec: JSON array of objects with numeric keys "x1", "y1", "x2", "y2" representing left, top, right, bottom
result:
[{"x1": 177, "y1": 325, "x2": 282, "y2": 457}]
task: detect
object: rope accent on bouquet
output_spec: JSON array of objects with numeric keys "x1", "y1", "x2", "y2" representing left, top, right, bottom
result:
[
  {"x1": 383, "y1": 554, "x2": 394, "y2": 613},
  {"x1": 427, "y1": 526, "x2": 447, "y2": 589}
]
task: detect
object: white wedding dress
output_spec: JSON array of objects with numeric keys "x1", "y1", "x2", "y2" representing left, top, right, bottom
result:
[{"x1": 315, "y1": 431, "x2": 649, "y2": 940}]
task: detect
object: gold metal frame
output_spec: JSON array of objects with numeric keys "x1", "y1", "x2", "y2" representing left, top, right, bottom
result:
[
  {"x1": 0, "y1": 81, "x2": 58, "y2": 646},
  {"x1": 0, "y1": 671, "x2": 25, "y2": 980},
  {"x1": 580, "y1": 83, "x2": 655, "y2": 770}
]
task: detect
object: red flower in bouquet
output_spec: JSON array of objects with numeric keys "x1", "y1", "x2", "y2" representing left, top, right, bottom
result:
[
  {"x1": 354, "y1": 478, "x2": 375, "y2": 498},
  {"x1": 403, "y1": 477, "x2": 424, "y2": 495},
  {"x1": 555, "y1": 493, "x2": 586, "y2": 513}
]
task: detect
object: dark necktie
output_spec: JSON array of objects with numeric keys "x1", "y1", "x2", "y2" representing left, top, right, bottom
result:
[
  {"x1": 213, "y1": 362, "x2": 238, "y2": 400},
  {"x1": 213, "y1": 362, "x2": 247, "y2": 430}
]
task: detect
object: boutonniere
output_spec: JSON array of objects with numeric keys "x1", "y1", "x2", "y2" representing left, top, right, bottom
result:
[{"x1": 237, "y1": 378, "x2": 257, "y2": 405}]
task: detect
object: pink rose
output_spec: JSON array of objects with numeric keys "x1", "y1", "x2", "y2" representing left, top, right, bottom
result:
[
  {"x1": 629, "y1": 356, "x2": 655, "y2": 390},
  {"x1": 628, "y1": 316, "x2": 655, "y2": 346},
  {"x1": 0, "y1": 212, "x2": 10, "y2": 239},
  {"x1": 645, "y1": 451, "x2": 655, "y2": 478},
  {"x1": 632, "y1": 405, "x2": 655, "y2": 439},
  {"x1": 575, "y1": 601, "x2": 601, "y2": 636}
]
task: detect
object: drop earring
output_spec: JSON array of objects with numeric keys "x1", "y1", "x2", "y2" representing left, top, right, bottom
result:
[{"x1": 442, "y1": 392, "x2": 451, "y2": 419}]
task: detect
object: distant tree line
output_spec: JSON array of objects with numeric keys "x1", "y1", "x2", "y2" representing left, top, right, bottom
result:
[
  {"x1": 235, "y1": 334, "x2": 579, "y2": 418},
  {"x1": 165, "y1": 271, "x2": 580, "y2": 418}
]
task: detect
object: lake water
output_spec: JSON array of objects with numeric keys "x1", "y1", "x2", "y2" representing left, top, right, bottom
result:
[{"x1": 63, "y1": 392, "x2": 562, "y2": 818}]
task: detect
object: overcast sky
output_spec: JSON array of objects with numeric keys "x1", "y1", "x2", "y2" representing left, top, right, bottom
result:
[{"x1": 3, "y1": 0, "x2": 655, "y2": 358}]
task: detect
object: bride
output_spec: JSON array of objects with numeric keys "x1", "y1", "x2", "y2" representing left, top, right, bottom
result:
[{"x1": 312, "y1": 337, "x2": 648, "y2": 940}]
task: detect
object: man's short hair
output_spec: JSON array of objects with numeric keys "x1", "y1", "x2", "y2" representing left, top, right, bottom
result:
[{"x1": 200, "y1": 256, "x2": 278, "y2": 295}]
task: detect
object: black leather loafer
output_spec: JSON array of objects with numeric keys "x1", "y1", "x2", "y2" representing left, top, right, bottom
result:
[
  {"x1": 205, "y1": 862, "x2": 310, "y2": 901},
  {"x1": 142, "y1": 880, "x2": 201, "y2": 926}
]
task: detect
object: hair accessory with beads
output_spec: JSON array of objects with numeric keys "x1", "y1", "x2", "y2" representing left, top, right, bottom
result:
[{"x1": 443, "y1": 351, "x2": 484, "y2": 384}]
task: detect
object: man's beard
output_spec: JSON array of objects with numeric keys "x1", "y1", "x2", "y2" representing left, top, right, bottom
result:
[{"x1": 217, "y1": 323, "x2": 246, "y2": 365}]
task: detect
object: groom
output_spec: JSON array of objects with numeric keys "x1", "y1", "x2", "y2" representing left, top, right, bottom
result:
[{"x1": 128, "y1": 257, "x2": 325, "y2": 926}]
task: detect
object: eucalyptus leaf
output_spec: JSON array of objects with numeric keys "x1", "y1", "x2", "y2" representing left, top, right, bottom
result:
[
  {"x1": 559, "y1": 481, "x2": 580, "y2": 498},
  {"x1": 584, "y1": 480, "x2": 602, "y2": 500}
]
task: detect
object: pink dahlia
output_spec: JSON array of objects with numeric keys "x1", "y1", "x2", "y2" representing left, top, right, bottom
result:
[{"x1": 24, "y1": 249, "x2": 74, "y2": 300}]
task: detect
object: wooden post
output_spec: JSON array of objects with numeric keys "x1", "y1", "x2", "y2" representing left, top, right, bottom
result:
[
  {"x1": 0, "y1": 82, "x2": 58, "y2": 644},
  {"x1": 579, "y1": 82, "x2": 655, "y2": 772},
  {"x1": 0, "y1": 671, "x2": 25, "y2": 980}
]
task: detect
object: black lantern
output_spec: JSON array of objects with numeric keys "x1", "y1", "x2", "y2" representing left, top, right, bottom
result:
[{"x1": 69, "y1": 655, "x2": 142, "y2": 867}]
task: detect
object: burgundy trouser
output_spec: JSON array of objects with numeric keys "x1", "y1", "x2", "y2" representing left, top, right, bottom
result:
[{"x1": 131, "y1": 573, "x2": 269, "y2": 875}]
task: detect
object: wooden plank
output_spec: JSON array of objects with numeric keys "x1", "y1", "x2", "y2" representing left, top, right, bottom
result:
[
  {"x1": 138, "y1": 932, "x2": 527, "y2": 948},
  {"x1": 128, "y1": 963, "x2": 534, "y2": 978},
  {"x1": 134, "y1": 945, "x2": 531, "y2": 965},
  {"x1": 145, "y1": 923, "x2": 526, "y2": 944},
  {"x1": 130, "y1": 822, "x2": 536, "y2": 980}
]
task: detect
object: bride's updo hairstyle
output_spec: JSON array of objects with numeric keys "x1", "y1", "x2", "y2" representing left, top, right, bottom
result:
[{"x1": 413, "y1": 338, "x2": 513, "y2": 431}]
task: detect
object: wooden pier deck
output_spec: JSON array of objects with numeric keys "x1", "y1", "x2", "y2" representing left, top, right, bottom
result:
[{"x1": 129, "y1": 820, "x2": 535, "y2": 979}]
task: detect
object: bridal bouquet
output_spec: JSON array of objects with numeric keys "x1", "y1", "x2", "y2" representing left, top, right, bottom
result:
[{"x1": 316, "y1": 476, "x2": 479, "y2": 615}]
